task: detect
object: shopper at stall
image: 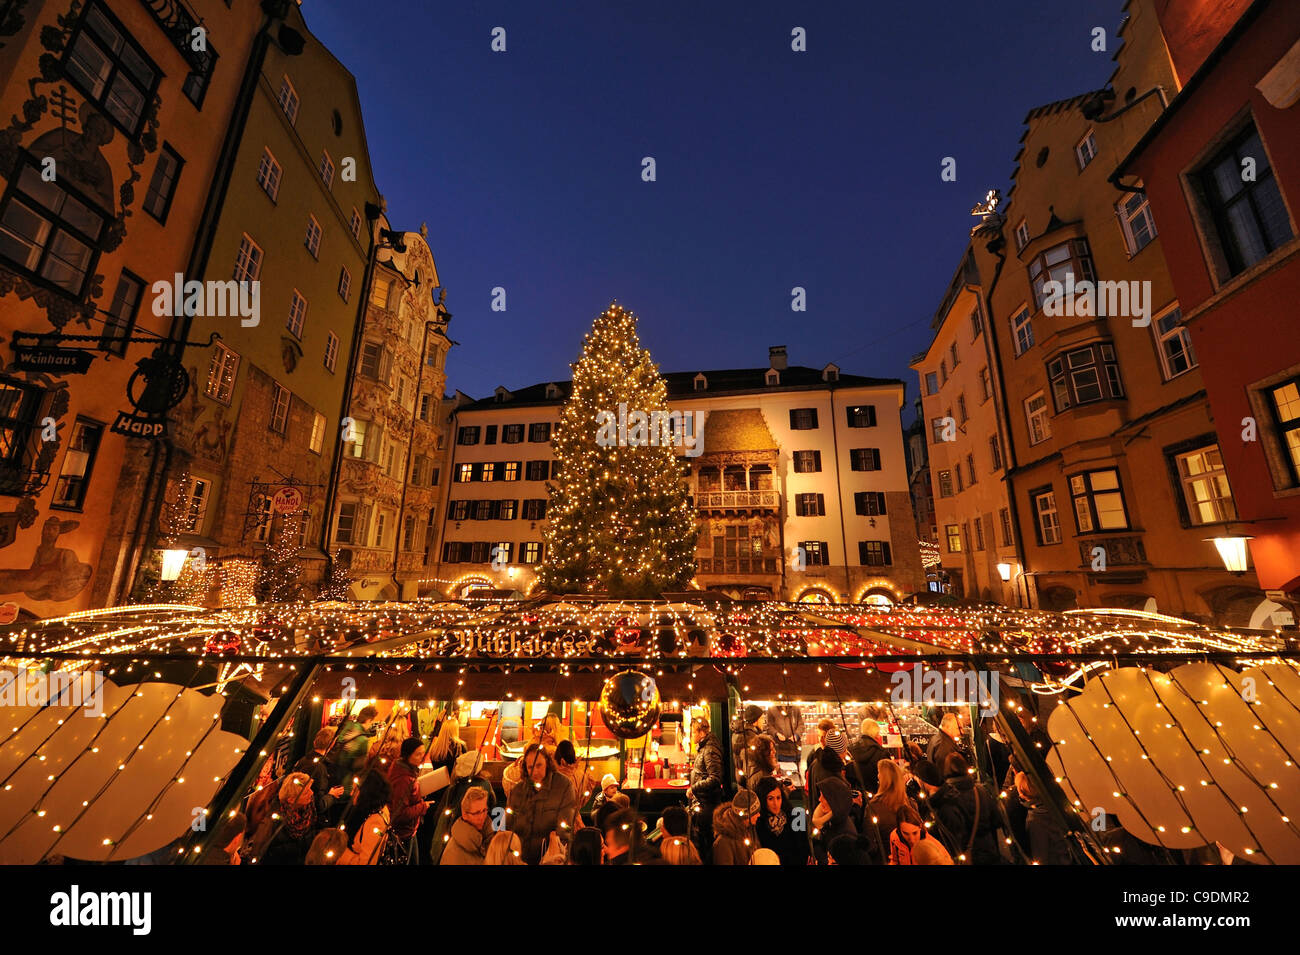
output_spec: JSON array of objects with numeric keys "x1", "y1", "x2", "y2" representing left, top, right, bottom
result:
[
  {"x1": 554, "y1": 739, "x2": 596, "y2": 816},
  {"x1": 304, "y1": 828, "x2": 347, "y2": 865},
  {"x1": 754, "y1": 776, "x2": 808, "y2": 866},
  {"x1": 848, "y1": 719, "x2": 888, "y2": 794},
  {"x1": 805, "y1": 718, "x2": 836, "y2": 786},
  {"x1": 811, "y1": 775, "x2": 857, "y2": 865},
  {"x1": 294, "y1": 729, "x2": 347, "y2": 828},
  {"x1": 440, "y1": 787, "x2": 492, "y2": 865},
  {"x1": 888, "y1": 804, "x2": 952, "y2": 865},
  {"x1": 386, "y1": 737, "x2": 431, "y2": 864},
  {"x1": 507, "y1": 743, "x2": 578, "y2": 864},
  {"x1": 484, "y1": 830, "x2": 526, "y2": 865},
  {"x1": 568, "y1": 827, "x2": 604, "y2": 865},
  {"x1": 908, "y1": 758, "x2": 946, "y2": 826},
  {"x1": 733, "y1": 705, "x2": 767, "y2": 787},
  {"x1": 926, "y1": 713, "x2": 963, "y2": 772},
  {"x1": 765, "y1": 703, "x2": 803, "y2": 765},
  {"x1": 603, "y1": 808, "x2": 658, "y2": 864},
  {"x1": 501, "y1": 714, "x2": 564, "y2": 796},
  {"x1": 1016, "y1": 772, "x2": 1073, "y2": 865},
  {"x1": 199, "y1": 810, "x2": 246, "y2": 866},
  {"x1": 712, "y1": 790, "x2": 759, "y2": 865},
  {"x1": 427, "y1": 717, "x2": 466, "y2": 775},
  {"x1": 689, "y1": 718, "x2": 724, "y2": 864},
  {"x1": 339, "y1": 770, "x2": 392, "y2": 865},
  {"x1": 866, "y1": 759, "x2": 917, "y2": 860},
  {"x1": 933, "y1": 753, "x2": 1000, "y2": 865},
  {"x1": 807, "y1": 729, "x2": 849, "y2": 810},
  {"x1": 334, "y1": 705, "x2": 380, "y2": 793},
  {"x1": 747, "y1": 734, "x2": 780, "y2": 791}
]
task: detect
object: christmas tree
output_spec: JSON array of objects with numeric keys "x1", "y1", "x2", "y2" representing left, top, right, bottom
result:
[{"x1": 538, "y1": 303, "x2": 697, "y2": 597}]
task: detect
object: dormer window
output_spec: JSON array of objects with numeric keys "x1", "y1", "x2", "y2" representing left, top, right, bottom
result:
[
  {"x1": 545, "y1": 383, "x2": 560, "y2": 399},
  {"x1": 822, "y1": 363, "x2": 839, "y2": 382},
  {"x1": 694, "y1": 373, "x2": 707, "y2": 391},
  {"x1": 494, "y1": 386, "x2": 511, "y2": 403},
  {"x1": 765, "y1": 368, "x2": 780, "y2": 386}
]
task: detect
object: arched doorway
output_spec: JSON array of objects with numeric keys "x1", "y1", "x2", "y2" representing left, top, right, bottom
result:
[
  {"x1": 797, "y1": 587, "x2": 837, "y2": 604},
  {"x1": 860, "y1": 587, "x2": 896, "y2": 609}
]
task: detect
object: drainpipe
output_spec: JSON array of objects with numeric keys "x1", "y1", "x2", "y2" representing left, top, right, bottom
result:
[
  {"x1": 827, "y1": 386, "x2": 853, "y2": 600},
  {"x1": 125, "y1": 2, "x2": 293, "y2": 600}
]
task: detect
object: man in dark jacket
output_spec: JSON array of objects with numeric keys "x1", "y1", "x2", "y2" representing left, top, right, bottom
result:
[
  {"x1": 689, "y1": 720, "x2": 723, "y2": 864},
  {"x1": 812, "y1": 776, "x2": 857, "y2": 865},
  {"x1": 294, "y1": 728, "x2": 346, "y2": 827},
  {"x1": 847, "y1": 720, "x2": 888, "y2": 794},
  {"x1": 506, "y1": 744, "x2": 577, "y2": 864},
  {"x1": 731, "y1": 705, "x2": 766, "y2": 788},
  {"x1": 933, "y1": 754, "x2": 1000, "y2": 864},
  {"x1": 765, "y1": 703, "x2": 803, "y2": 765}
]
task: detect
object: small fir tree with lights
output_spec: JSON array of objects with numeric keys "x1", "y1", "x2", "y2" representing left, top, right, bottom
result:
[
  {"x1": 256, "y1": 512, "x2": 304, "y2": 603},
  {"x1": 538, "y1": 303, "x2": 697, "y2": 597}
]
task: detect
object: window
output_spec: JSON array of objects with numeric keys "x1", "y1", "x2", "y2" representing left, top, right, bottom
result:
[
  {"x1": 472, "y1": 499, "x2": 493, "y2": 520},
  {"x1": 525, "y1": 460, "x2": 548, "y2": 481},
  {"x1": 847, "y1": 405, "x2": 876, "y2": 428},
  {"x1": 970, "y1": 306, "x2": 983, "y2": 339},
  {"x1": 1175, "y1": 445, "x2": 1236, "y2": 525},
  {"x1": 503, "y1": 424, "x2": 524, "y2": 443},
  {"x1": 1010, "y1": 307, "x2": 1034, "y2": 355},
  {"x1": 979, "y1": 367, "x2": 992, "y2": 401},
  {"x1": 491, "y1": 541, "x2": 512, "y2": 563},
  {"x1": 418, "y1": 394, "x2": 432, "y2": 422},
  {"x1": 799, "y1": 541, "x2": 829, "y2": 566},
  {"x1": 795, "y1": 493, "x2": 825, "y2": 517},
  {"x1": 1118, "y1": 191, "x2": 1157, "y2": 255},
  {"x1": 522, "y1": 499, "x2": 547, "y2": 520},
  {"x1": 945, "y1": 524, "x2": 962, "y2": 553},
  {"x1": 324, "y1": 331, "x2": 339, "y2": 373},
  {"x1": 403, "y1": 516, "x2": 419, "y2": 552},
  {"x1": 1069, "y1": 468, "x2": 1129, "y2": 533},
  {"x1": 949, "y1": 341, "x2": 959, "y2": 367},
  {"x1": 850, "y1": 448, "x2": 881, "y2": 471},
  {"x1": 1268, "y1": 378, "x2": 1300, "y2": 484},
  {"x1": 1029, "y1": 239, "x2": 1095, "y2": 311},
  {"x1": 789, "y1": 408, "x2": 818, "y2": 430},
  {"x1": 319, "y1": 151, "x2": 335, "y2": 187},
  {"x1": 939, "y1": 360, "x2": 947, "y2": 384},
  {"x1": 359, "y1": 341, "x2": 388, "y2": 382},
  {"x1": 1047, "y1": 343, "x2": 1124, "y2": 411},
  {"x1": 369, "y1": 275, "x2": 392, "y2": 310},
  {"x1": 468, "y1": 542, "x2": 491, "y2": 564},
  {"x1": 550, "y1": 459, "x2": 561, "y2": 480},
  {"x1": 497, "y1": 499, "x2": 517, "y2": 520},
  {"x1": 270, "y1": 383, "x2": 290, "y2": 434},
  {"x1": 1032, "y1": 489, "x2": 1062, "y2": 545},
  {"x1": 458, "y1": 426, "x2": 480, "y2": 446},
  {"x1": 255, "y1": 147, "x2": 281, "y2": 202},
  {"x1": 1197, "y1": 123, "x2": 1294, "y2": 277},
  {"x1": 63, "y1": 2, "x2": 159, "y2": 136},
  {"x1": 277, "y1": 75, "x2": 300, "y2": 125},
  {"x1": 449, "y1": 500, "x2": 470, "y2": 521},
  {"x1": 522, "y1": 542, "x2": 543, "y2": 564},
  {"x1": 484, "y1": 424, "x2": 498, "y2": 445},
  {"x1": 304, "y1": 216, "x2": 321, "y2": 258},
  {"x1": 371, "y1": 510, "x2": 390, "y2": 549},
  {"x1": 793, "y1": 450, "x2": 821, "y2": 473},
  {"x1": 349, "y1": 207, "x2": 362, "y2": 239},
  {"x1": 954, "y1": 466, "x2": 964, "y2": 493},
  {"x1": 182, "y1": 45, "x2": 217, "y2": 108},
  {"x1": 100, "y1": 270, "x2": 144, "y2": 355},
  {"x1": 143, "y1": 144, "x2": 183, "y2": 222},
  {"x1": 930, "y1": 417, "x2": 948, "y2": 444},
  {"x1": 1075, "y1": 130, "x2": 1097, "y2": 170},
  {"x1": 989, "y1": 435, "x2": 1002, "y2": 471},
  {"x1": 502, "y1": 461, "x2": 520, "y2": 481},
  {"x1": 49, "y1": 418, "x2": 103, "y2": 510},
  {"x1": 345, "y1": 419, "x2": 370, "y2": 460},
  {"x1": 179, "y1": 476, "x2": 211, "y2": 534},
  {"x1": 1024, "y1": 392, "x2": 1051, "y2": 445},
  {"x1": 957, "y1": 394, "x2": 968, "y2": 424},
  {"x1": 965, "y1": 453, "x2": 977, "y2": 485},
  {"x1": 999, "y1": 507, "x2": 1013, "y2": 547},
  {"x1": 204, "y1": 343, "x2": 239, "y2": 403},
  {"x1": 854, "y1": 491, "x2": 886, "y2": 515},
  {"x1": 441, "y1": 541, "x2": 463, "y2": 562},
  {"x1": 528, "y1": 422, "x2": 551, "y2": 443},
  {"x1": 0, "y1": 379, "x2": 41, "y2": 494},
  {"x1": 1153, "y1": 306, "x2": 1197, "y2": 380},
  {"x1": 481, "y1": 462, "x2": 497, "y2": 483},
  {"x1": 430, "y1": 468, "x2": 440, "y2": 487},
  {"x1": 925, "y1": 372, "x2": 939, "y2": 395},
  {"x1": 252, "y1": 494, "x2": 272, "y2": 543},
  {"x1": 286, "y1": 290, "x2": 307, "y2": 338},
  {"x1": 937, "y1": 470, "x2": 954, "y2": 498},
  {"x1": 1014, "y1": 218, "x2": 1030, "y2": 251},
  {"x1": 858, "y1": 541, "x2": 892, "y2": 566},
  {"x1": 233, "y1": 233, "x2": 262, "y2": 284},
  {"x1": 973, "y1": 517, "x2": 985, "y2": 551},
  {"x1": 338, "y1": 266, "x2": 351, "y2": 302},
  {"x1": 308, "y1": 412, "x2": 325, "y2": 454},
  {"x1": 0, "y1": 157, "x2": 106, "y2": 297}
]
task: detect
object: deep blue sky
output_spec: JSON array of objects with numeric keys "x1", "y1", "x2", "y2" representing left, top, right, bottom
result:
[{"x1": 307, "y1": 0, "x2": 1124, "y2": 416}]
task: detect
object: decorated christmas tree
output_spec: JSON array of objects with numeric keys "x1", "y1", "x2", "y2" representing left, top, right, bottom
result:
[{"x1": 538, "y1": 303, "x2": 697, "y2": 597}]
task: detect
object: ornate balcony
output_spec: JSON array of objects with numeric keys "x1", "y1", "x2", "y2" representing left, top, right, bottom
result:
[{"x1": 696, "y1": 489, "x2": 779, "y2": 511}]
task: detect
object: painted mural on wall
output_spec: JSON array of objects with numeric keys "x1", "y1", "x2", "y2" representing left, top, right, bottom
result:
[{"x1": 0, "y1": 515, "x2": 92, "y2": 601}]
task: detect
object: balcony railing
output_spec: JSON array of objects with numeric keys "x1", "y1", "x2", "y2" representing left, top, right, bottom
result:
[
  {"x1": 696, "y1": 557, "x2": 779, "y2": 575},
  {"x1": 696, "y1": 489, "x2": 779, "y2": 511}
]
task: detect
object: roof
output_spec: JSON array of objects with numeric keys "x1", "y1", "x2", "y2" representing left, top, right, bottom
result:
[
  {"x1": 701, "y1": 409, "x2": 778, "y2": 452},
  {"x1": 457, "y1": 365, "x2": 904, "y2": 410}
]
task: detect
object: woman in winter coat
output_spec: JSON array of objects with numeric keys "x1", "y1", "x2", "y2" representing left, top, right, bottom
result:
[
  {"x1": 386, "y1": 737, "x2": 430, "y2": 862},
  {"x1": 506, "y1": 743, "x2": 577, "y2": 864},
  {"x1": 712, "y1": 790, "x2": 759, "y2": 865},
  {"x1": 865, "y1": 760, "x2": 916, "y2": 861},
  {"x1": 889, "y1": 804, "x2": 953, "y2": 865},
  {"x1": 812, "y1": 776, "x2": 857, "y2": 865},
  {"x1": 754, "y1": 777, "x2": 807, "y2": 866},
  {"x1": 747, "y1": 734, "x2": 780, "y2": 792},
  {"x1": 1017, "y1": 772, "x2": 1073, "y2": 865},
  {"x1": 933, "y1": 754, "x2": 1000, "y2": 864},
  {"x1": 339, "y1": 770, "x2": 392, "y2": 865}
]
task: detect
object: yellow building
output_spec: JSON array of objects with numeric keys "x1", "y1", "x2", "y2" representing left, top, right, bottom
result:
[{"x1": 0, "y1": 0, "x2": 257, "y2": 615}]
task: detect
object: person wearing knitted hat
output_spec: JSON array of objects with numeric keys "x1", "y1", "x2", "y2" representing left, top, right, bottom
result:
[
  {"x1": 807, "y1": 727, "x2": 848, "y2": 810},
  {"x1": 591, "y1": 773, "x2": 620, "y2": 813},
  {"x1": 712, "y1": 789, "x2": 760, "y2": 865}
]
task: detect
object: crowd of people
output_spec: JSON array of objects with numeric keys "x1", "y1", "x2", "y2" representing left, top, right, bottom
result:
[{"x1": 192, "y1": 702, "x2": 1157, "y2": 866}]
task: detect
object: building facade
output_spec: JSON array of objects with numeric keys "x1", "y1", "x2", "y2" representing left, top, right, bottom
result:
[
  {"x1": 0, "y1": 0, "x2": 258, "y2": 616},
  {"x1": 330, "y1": 222, "x2": 451, "y2": 600},
  {"x1": 1119, "y1": 0, "x2": 1300, "y2": 626},
  {"x1": 430, "y1": 348, "x2": 926, "y2": 603},
  {"x1": 911, "y1": 249, "x2": 1021, "y2": 604}
]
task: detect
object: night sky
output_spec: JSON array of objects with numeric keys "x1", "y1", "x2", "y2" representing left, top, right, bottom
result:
[{"x1": 307, "y1": 0, "x2": 1123, "y2": 417}]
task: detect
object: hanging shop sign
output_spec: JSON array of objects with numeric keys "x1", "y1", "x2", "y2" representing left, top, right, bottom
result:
[
  {"x1": 111, "y1": 347, "x2": 191, "y2": 439},
  {"x1": 270, "y1": 486, "x2": 304, "y2": 514},
  {"x1": 12, "y1": 344, "x2": 94, "y2": 374}
]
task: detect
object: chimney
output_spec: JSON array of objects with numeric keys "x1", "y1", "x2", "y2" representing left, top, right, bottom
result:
[{"x1": 769, "y1": 345, "x2": 788, "y2": 371}]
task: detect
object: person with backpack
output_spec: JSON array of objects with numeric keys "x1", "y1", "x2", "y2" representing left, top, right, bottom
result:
[
  {"x1": 334, "y1": 705, "x2": 379, "y2": 794},
  {"x1": 933, "y1": 753, "x2": 1001, "y2": 865}
]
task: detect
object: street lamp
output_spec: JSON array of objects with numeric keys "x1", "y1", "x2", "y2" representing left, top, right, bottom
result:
[
  {"x1": 1208, "y1": 536, "x2": 1253, "y2": 574},
  {"x1": 160, "y1": 549, "x2": 189, "y2": 582},
  {"x1": 996, "y1": 562, "x2": 1013, "y2": 582}
]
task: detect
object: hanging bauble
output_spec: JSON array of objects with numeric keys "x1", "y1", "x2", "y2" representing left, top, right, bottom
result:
[{"x1": 598, "y1": 670, "x2": 660, "y2": 739}]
